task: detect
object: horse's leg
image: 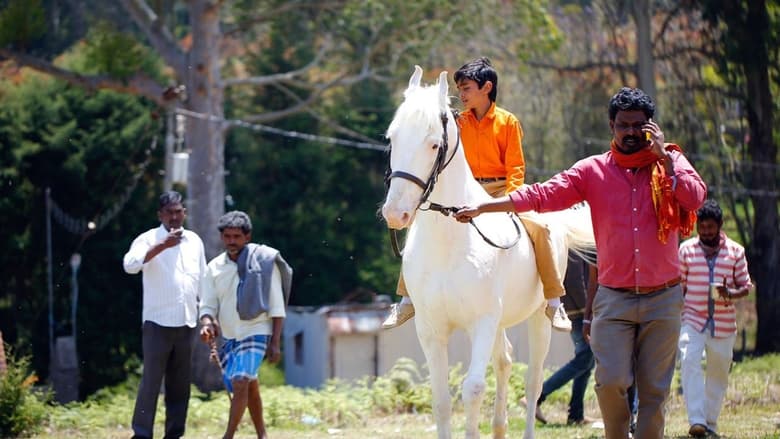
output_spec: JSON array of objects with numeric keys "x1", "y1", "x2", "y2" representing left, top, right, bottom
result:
[
  {"x1": 463, "y1": 316, "x2": 501, "y2": 439},
  {"x1": 418, "y1": 328, "x2": 452, "y2": 439},
  {"x1": 523, "y1": 305, "x2": 552, "y2": 439},
  {"x1": 491, "y1": 330, "x2": 513, "y2": 439}
]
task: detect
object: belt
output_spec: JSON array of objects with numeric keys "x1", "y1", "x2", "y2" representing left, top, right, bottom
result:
[
  {"x1": 475, "y1": 177, "x2": 505, "y2": 183},
  {"x1": 607, "y1": 276, "x2": 682, "y2": 295}
]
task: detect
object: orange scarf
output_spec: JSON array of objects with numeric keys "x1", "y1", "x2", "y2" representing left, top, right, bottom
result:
[{"x1": 610, "y1": 141, "x2": 696, "y2": 243}]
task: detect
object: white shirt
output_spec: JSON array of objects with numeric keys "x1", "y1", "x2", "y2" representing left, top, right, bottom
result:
[
  {"x1": 199, "y1": 251, "x2": 286, "y2": 340},
  {"x1": 123, "y1": 224, "x2": 206, "y2": 327}
]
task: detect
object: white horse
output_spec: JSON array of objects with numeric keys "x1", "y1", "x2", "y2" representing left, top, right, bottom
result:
[{"x1": 381, "y1": 66, "x2": 595, "y2": 439}]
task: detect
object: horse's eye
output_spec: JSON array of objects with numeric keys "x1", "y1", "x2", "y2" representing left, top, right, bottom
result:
[{"x1": 432, "y1": 143, "x2": 439, "y2": 150}]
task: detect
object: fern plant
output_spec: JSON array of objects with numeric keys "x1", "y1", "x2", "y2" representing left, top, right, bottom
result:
[{"x1": 0, "y1": 346, "x2": 50, "y2": 437}]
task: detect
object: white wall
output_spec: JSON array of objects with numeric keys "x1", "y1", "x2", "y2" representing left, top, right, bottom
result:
[
  {"x1": 285, "y1": 307, "x2": 576, "y2": 388},
  {"x1": 378, "y1": 319, "x2": 574, "y2": 376}
]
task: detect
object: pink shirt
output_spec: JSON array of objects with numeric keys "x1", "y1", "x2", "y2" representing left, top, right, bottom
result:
[
  {"x1": 509, "y1": 149, "x2": 706, "y2": 289},
  {"x1": 678, "y1": 235, "x2": 751, "y2": 338}
]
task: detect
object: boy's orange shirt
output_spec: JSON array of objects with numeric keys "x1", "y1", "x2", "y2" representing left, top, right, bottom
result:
[{"x1": 458, "y1": 102, "x2": 526, "y2": 192}]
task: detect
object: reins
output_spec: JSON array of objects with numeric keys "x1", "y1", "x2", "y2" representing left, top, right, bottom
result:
[
  {"x1": 385, "y1": 109, "x2": 522, "y2": 257},
  {"x1": 423, "y1": 202, "x2": 523, "y2": 251}
]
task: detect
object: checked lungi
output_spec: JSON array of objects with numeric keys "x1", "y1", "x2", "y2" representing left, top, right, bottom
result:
[{"x1": 218, "y1": 334, "x2": 269, "y2": 392}]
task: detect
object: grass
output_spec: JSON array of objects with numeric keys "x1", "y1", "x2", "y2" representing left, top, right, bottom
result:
[{"x1": 26, "y1": 354, "x2": 780, "y2": 438}]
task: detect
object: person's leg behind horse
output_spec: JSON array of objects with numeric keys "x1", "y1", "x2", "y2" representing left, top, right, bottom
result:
[
  {"x1": 567, "y1": 317, "x2": 595, "y2": 423},
  {"x1": 633, "y1": 285, "x2": 683, "y2": 439},
  {"x1": 627, "y1": 379, "x2": 639, "y2": 434},
  {"x1": 590, "y1": 286, "x2": 638, "y2": 439}
]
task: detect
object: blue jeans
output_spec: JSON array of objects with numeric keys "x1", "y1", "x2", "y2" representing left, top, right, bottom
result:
[{"x1": 538, "y1": 316, "x2": 595, "y2": 421}]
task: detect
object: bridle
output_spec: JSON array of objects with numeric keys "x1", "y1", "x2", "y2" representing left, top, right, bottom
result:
[
  {"x1": 385, "y1": 110, "x2": 460, "y2": 210},
  {"x1": 384, "y1": 109, "x2": 522, "y2": 257}
]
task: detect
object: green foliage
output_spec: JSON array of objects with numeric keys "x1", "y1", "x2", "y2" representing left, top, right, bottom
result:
[
  {"x1": 83, "y1": 22, "x2": 162, "y2": 80},
  {"x1": 0, "y1": 0, "x2": 46, "y2": 49},
  {"x1": 0, "y1": 346, "x2": 50, "y2": 437},
  {"x1": 0, "y1": 69, "x2": 162, "y2": 394},
  {"x1": 260, "y1": 361, "x2": 286, "y2": 387},
  {"x1": 224, "y1": 2, "x2": 400, "y2": 304}
]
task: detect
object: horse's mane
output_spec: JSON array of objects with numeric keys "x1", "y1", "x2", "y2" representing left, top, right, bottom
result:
[{"x1": 386, "y1": 84, "x2": 450, "y2": 140}]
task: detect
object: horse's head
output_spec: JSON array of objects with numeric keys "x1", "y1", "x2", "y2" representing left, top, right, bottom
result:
[{"x1": 382, "y1": 66, "x2": 455, "y2": 229}]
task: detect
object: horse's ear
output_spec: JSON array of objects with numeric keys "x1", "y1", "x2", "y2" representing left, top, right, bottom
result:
[
  {"x1": 407, "y1": 65, "x2": 423, "y2": 93},
  {"x1": 438, "y1": 71, "x2": 449, "y2": 110}
]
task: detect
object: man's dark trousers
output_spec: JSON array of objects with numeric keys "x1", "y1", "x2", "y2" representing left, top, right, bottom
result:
[{"x1": 131, "y1": 321, "x2": 195, "y2": 439}]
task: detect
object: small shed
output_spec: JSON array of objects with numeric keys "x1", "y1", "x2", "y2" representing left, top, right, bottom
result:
[{"x1": 284, "y1": 303, "x2": 575, "y2": 389}]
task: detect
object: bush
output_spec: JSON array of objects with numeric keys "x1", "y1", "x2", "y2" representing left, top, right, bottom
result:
[{"x1": 0, "y1": 346, "x2": 50, "y2": 437}]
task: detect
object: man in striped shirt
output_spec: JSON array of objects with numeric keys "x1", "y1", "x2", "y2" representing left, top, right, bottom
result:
[{"x1": 678, "y1": 199, "x2": 752, "y2": 438}]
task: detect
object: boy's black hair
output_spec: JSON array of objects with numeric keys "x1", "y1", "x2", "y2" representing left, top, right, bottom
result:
[
  {"x1": 697, "y1": 199, "x2": 723, "y2": 225},
  {"x1": 608, "y1": 87, "x2": 656, "y2": 121},
  {"x1": 158, "y1": 191, "x2": 183, "y2": 210},
  {"x1": 454, "y1": 57, "x2": 498, "y2": 102},
  {"x1": 218, "y1": 210, "x2": 253, "y2": 234}
]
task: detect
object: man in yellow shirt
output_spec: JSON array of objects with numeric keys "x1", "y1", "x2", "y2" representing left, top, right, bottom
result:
[{"x1": 383, "y1": 57, "x2": 571, "y2": 331}]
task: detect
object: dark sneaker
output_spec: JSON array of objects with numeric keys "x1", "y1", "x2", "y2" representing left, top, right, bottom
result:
[
  {"x1": 689, "y1": 424, "x2": 708, "y2": 437},
  {"x1": 567, "y1": 415, "x2": 598, "y2": 426}
]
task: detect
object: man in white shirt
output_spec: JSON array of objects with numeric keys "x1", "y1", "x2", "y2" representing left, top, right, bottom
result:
[
  {"x1": 123, "y1": 191, "x2": 207, "y2": 439},
  {"x1": 199, "y1": 211, "x2": 290, "y2": 439}
]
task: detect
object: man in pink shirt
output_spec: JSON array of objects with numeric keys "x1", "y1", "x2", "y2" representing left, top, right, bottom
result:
[
  {"x1": 678, "y1": 199, "x2": 752, "y2": 438},
  {"x1": 454, "y1": 87, "x2": 706, "y2": 439}
]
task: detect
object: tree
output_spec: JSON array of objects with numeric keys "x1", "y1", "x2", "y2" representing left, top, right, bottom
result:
[
  {"x1": 0, "y1": 68, "x2": 160, "y2": 395},
  {"x1": 1, "y1": 0, "x2": 565, "y2": 392},
  {"x1": 528, "y1": 0, "x2": 779, "y2": 353},
  {"x1": 697, "y1": 0, "x2": 779, "y2": 353}
]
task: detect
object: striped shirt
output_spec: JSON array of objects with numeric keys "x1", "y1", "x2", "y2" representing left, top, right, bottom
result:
[
  {"x1": 123, "y1": 225, "x2": 207, "y2": 327},
  {"x1": 678, "y1": 234, "x2": 752, "y2": 338}
]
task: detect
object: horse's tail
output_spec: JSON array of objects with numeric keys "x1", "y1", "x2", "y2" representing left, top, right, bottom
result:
[{"x1": 557, "y1": 202, "x2": 597, "y2": 265}]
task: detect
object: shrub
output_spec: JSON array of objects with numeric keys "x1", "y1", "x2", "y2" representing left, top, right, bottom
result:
[{"x1": 0, "y1": 346, "x2": 50, "y2": 437}]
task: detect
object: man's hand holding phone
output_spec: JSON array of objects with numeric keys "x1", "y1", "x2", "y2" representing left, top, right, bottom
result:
[
  {"x1": 163, "y1": 228, "x2": 184, "y2": 248},
  {"x1": 642, "y1": 118, "x2": 666, "y2": 159}
]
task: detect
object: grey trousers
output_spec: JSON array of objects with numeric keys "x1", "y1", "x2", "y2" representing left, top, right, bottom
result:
[
  {"x1": 590, "y1": 284, "x2": 683, "y2": 439},
  {"x1": 131, "y1": 321, "x2": 196, "y2": 439}
]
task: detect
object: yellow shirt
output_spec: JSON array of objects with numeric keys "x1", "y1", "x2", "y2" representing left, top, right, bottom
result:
[{"x1": 458, "y1": 102, "x2": 526, "y2": 192}]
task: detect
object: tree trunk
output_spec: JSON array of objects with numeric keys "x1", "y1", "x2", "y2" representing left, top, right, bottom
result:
[
  {"x1": 734, "y1": 0, "x2": 780, "y2": 354},
  {"x1": 185, "y1": 0, "x2": 225, "y2": 260},
  {"x1": 184, "y1": 0, "x2": 225, "y2": 391},
  {"x1": 632, "y1": 0, "x2": 657, "y2": 102}
]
